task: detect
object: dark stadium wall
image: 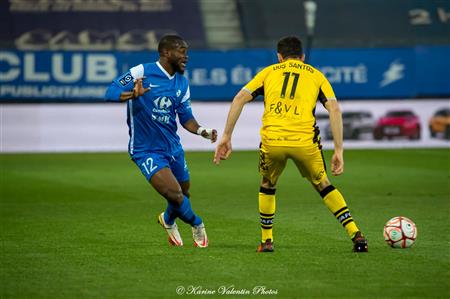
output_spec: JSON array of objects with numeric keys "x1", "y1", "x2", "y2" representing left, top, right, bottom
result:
[{"x1": 237, "y1": 0, "x2": 450, "y2": 48}]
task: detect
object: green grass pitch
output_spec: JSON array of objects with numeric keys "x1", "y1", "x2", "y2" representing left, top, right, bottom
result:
[{"x1": 1, "y1": 149, "x2": 449, "y2": 298}]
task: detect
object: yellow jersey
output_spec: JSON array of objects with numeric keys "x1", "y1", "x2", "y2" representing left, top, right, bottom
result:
[{"x1": 243, "y1": 59, "x2": 336, "y2": 147}]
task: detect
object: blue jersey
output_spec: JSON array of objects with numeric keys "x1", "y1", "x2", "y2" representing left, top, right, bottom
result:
[{"x1": 105, "y1": 62, "x2": 195, "y2": 156}]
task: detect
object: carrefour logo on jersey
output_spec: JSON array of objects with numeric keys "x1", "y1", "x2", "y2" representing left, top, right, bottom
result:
[
  {"x1": 152, "y1": 96, "x2": 172, "y2": 124},
  {"x1": 0, "y1": 51, "x2": 117, "y2": 83},
  {"x1": 153, "y1": 96, "x2": 172, "y2": 110}
]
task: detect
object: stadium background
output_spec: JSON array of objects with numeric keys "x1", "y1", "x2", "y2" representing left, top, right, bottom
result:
[
  {"x1": 1, "y1": 1, "x2": 449, "y2": 299},
  {"x1": 1, "y1": 0, "x2": 449, "y2": 152}
]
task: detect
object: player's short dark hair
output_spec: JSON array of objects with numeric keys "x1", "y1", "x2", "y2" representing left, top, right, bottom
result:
[
  {"x1": 277, "y1": 36, "x2": 303, "y2": 59},
  {"x1": 158, "y1": 35, "x2": 187, "y2": 53}
]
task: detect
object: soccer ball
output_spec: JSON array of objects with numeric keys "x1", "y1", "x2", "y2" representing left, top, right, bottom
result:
[{"x1": 383, "y1": 216, "x2": 417, "y2": 248}]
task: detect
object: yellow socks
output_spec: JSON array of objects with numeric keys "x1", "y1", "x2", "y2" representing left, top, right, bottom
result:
[
  {"x1": 320, "y1": 185, "x2": 359, "y2": 239},
  {"x1": 259, "y1": 187, "x2": 276, "y2": 242},
  {"x1": 258, "y1": 184, "x2": 360, "y2": 243}
]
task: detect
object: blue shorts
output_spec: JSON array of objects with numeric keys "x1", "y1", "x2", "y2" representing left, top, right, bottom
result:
[{"x1": 131, "y1": 151, "x2": 190, "y2": 183}]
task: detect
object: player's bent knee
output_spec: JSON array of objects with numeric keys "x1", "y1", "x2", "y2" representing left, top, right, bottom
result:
[
  {"x1": 171, "y1": 190, "x2": 184, "y2": 204},
  {"x1": 261, "y1": 177, "x2": 276, "y2": 189},
  {"x1": 314, "y1": 178, "x2": 332, "y2": 193},
  {"x1": 161, "y1": 188, "x2": 184, "y2": 205}
]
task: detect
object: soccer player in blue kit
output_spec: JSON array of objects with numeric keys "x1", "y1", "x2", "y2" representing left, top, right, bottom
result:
[{"x1": 105, "y1": 35, "x2": 217, "y2": 248}]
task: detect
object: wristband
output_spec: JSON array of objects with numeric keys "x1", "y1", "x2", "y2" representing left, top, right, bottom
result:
[
  {"x1": 197, "y1": 127, "x2": 213, "y2": 139},
  {"x1": 197, "y1": 126, "x2": 205, "y2": 135}
]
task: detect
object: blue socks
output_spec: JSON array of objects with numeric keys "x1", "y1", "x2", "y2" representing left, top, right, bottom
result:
[
  {"x1": 164, "y1": 201, "x2": 178, "y2": 225},
  {"x1": 164, "y1": 196, "x2": 202, "y2": 226},
  {"x1": 177, "y1": 196, "x2": 203, "y2": 226}
]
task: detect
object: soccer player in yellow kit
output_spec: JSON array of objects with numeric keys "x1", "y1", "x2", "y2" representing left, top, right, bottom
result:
[{"x1": 214, "y1": 36, "x2": 368, "y2": 253}]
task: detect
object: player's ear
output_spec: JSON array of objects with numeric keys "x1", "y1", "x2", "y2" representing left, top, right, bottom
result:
[
  {"x1": 161, "y1": 49, "x2": 169, "y2": 58},
  {"x1": 277, "y1": 53, "x2": 283, "y2": 63},
  {"x1": 301, "y1": 53, "x2": 305, "y2": 62}
]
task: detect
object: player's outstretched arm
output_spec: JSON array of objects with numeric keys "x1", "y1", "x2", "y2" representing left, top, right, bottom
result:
[
  {"x1": 213, "y1": 89, "x2": 253, "y2": 165},
  {"x1": 324, "y1": 99, "x2": 344, "y2": 175}
]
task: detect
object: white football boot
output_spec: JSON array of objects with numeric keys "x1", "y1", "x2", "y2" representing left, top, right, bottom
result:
[
  {"x1": 158, "y1": 212, "x2": 183, "y2": 246},
  {"x1": 192, "y1": 222, "x2": 208, "y2": 248}
]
